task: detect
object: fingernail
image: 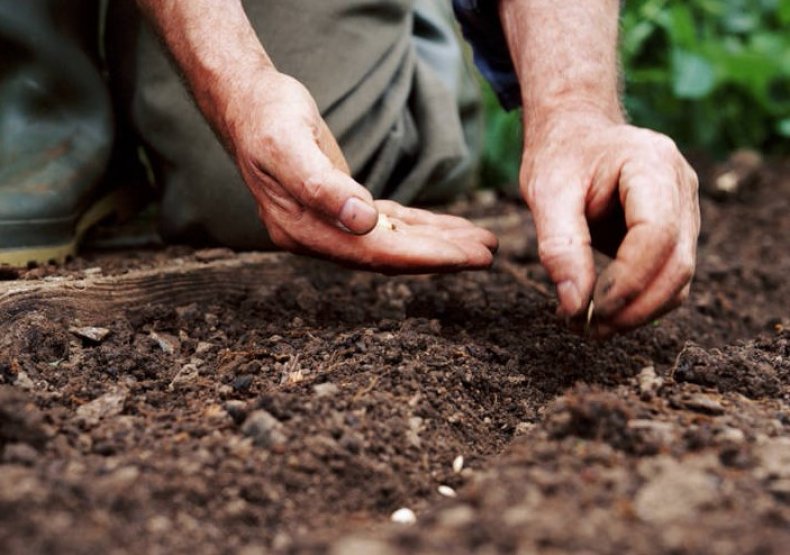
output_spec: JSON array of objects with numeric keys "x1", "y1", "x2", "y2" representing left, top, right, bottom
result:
[
  {"x1": 593, "y1": 323, "x2": 614, "y2": 340},
  {"x1": 338, "y1": 197, "x2": 377, "y2": 234},
  {"x1": 557, "y1": 280, "x2": 583, "y2": 317},
  {"x1": 592, "y1": 266, "x2": 624, "y2": 317}
]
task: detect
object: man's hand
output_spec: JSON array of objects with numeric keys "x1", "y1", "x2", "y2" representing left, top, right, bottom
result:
[
  {"x1": 136, "y1": 0, "x2": 497, "y2": 274},
  {"x1": 522, "y1": 110, "x2": 700, "y2": 335},
  {"x1": 499, "y1": 0, "x2": 701, "y2": 335},
  {"x1": 225, "y1": 70, "x2": 497, "y2": 273}
]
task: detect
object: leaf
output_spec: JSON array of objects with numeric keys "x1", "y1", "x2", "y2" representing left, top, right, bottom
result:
[
  {"x1": 666, "y1": 5, "x2": 697, "y2": 49},
  {"x1": 780, "y1": 0, "x2": 790, "y2": 25},
  {"x1": 723, "y1": 11, "x2": 760, "y2": 34},
  {"x1": 778, "y1": 118, "x2": 790, "y2": 137},
  {"x1": 622, "y1": 20, "x2": 657, "y2": 59},
  {"x1": 671, "y1": 49, "x2": 717, "y2": 99}
]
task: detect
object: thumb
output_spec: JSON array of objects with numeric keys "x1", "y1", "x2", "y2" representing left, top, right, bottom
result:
[
  {"x1": 273, "y1": 121, "x2": 378, "y2": 235},
  {"x1": 527, "y1": 181, "x2": 596, "y2": 317}
]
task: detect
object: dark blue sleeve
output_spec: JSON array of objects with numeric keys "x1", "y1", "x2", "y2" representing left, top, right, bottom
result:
[{"x1": 452, "y1": 0, "x2": 521, "y2": 110}]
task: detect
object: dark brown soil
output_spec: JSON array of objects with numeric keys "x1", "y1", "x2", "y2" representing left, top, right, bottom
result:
[{"x1": 1, "y1": 155, "x2": 789, "y2": 555}]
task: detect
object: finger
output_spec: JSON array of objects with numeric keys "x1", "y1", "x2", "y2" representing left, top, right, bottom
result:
[
  {"x1": 592, "y1": 161, "x2": 681, "y2": 318},
  {"x1": 526, "y1": 177, "x2": 595, "y2": 317},
  {"x1": 376, "y1": 201, "x2": 499, "y2": 251},
  {"x1": 317, "y1": 118, "x2": 350, "y2": 174},
  {"x1": 434, "y1": 224, "x2": 499, "y2": 254},
  {"x1": 251, "y1": 174, "x2": 492, "y2": 272},
  {"x1": 403, "y1": 222, "x2": 498, "y2": 263},
  {"x1": 591, "y1": 284, "x2": 689, "y2": 339},
  {"x1": 600, "y1": 239, "x2": 695, "y2": 329},
  {"x1": 259, "y1": 124, "x2": 378, "y2": 235},
  {"x1": 281, "y1": 211, "x2": 493, "y2": 273},
  {"x1": 375, "y1": 201, "x2": 485, "y2": 230},
  {"x1": 595, "y1": 169, "x2": 697, "y2": 330}
]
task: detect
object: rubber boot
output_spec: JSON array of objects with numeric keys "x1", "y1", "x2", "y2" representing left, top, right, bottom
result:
[{"x1": 0, "y1": 0, "x2": 115, "y2": 266}]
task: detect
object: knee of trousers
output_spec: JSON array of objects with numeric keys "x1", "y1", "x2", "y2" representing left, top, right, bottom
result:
[{"x1": 104, "y1": 0, "x2": 480, "y2": 250}]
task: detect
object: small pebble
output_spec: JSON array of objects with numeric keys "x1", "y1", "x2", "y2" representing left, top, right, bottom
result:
[
  {"x1": 150, "y1": 331, "x2": 179, "y2": 355},
  {"x1": 194, "y1": 248, "x2": 234, "y2": 262},
  {"x1": 233, "y1": 374, "x2": 254, "y2": 391},
  {"x1": 224, "y1": 400, "x2": 248, "y2": 424},
  {"x1": 76, "y1": 387, "x2": 127, "y2": 425},
  {"x1": 682, "y1": 394, "x2": 725, "y2": 415},
  {"x1": 205, "y1": 313, "x2": 219, "y2": 327},
  {"x1": 638, "y1": 365, "x2": 663, "y2": 399},
  {"x1": 452, "y1": 455, "x2": 464, "y2": 474},
  {"x1": 390, "y1": 507, "x2": 417, "y2": 524},
  {"x1": 14, "y1": 371, "x2": 35, "y2": 391},
  {"x1": 717, "y1": 426, "x2": 746, "y2": 444},
  {"x1": 313, "y1": 383, "x2": 339, "y2": 398},
  {"x1": 70, "y1": 326, "x2": 111, "y2": 344},
  {"x1": 438, "y1": 485, "x2": 457, "y2": 498},
  {"x1": 169, "y1": 364, "x2": 200, "y2": 391},
  {"x1": 241, "y1": 410, "x2": 287, "y2": 449}
]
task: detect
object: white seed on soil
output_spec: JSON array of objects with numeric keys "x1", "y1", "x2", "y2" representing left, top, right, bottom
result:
[
  {"x1": 69, "y1": 326, "x2": 111, "y2": 343},
  {"x1": 150, "y1": 331, "x2": 178, "y2": 355},
  {"x1": 638, "y1": 365, "x2": 664, "y2": 398},
  {"x1": 438, "y1": 485, "x2": 457, "y2": 498},
  {"x1": 390, "y1": 507, "x2": 417, "y2": 524},
  {"x1": 452, "y1": 455, "x2": 464, "y2": 474},
  {"x1": 76, "y1": 386, "x2": 128, "y2": 425},
  {"x1": 13, "y1": 371, "x2": 35, "y2": 391}
]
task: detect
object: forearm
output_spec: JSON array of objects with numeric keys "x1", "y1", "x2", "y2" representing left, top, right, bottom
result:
[
  {"x1": 498, "y1": 0, "x2": 624, "y2": 130},
  {"x1": 135, "y1": 0, "x2": 274, "y2": 150}
]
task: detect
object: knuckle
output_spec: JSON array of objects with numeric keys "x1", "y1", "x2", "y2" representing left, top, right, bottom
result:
[
  {"x1": 520, "y1": 175, "x2": 539, "y2": 207},
  {"x1": 686, "y1": 166, "x2": 700, "y2": 195},
  {"x1": 301, "y1": 174, "x2": 329, "y2": 206},
  {"x1": 267, "y1": 225, "x2": 296, "y2": 250},
  {"x1": 649, "y1": 133, "x2": 680, "y2": 158},
  {"x1": 652, "y1": 221, "x2": 680, "y2": 248},
  {"x1": 256, "y1": 127, "x2": 282, "y2": 157},
  {"x1": 537, "y1": 235, "x2": 588, "y2": 267},
  {"x1": 676, "y1": 254, "x2": 696, "y2": 284}
]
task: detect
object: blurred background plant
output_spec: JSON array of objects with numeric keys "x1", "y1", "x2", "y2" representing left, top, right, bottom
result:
[{"x1": 479, "y1": 0, "x2": 790, "y2": 189}]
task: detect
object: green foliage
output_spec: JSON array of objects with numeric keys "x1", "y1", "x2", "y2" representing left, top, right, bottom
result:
[
  {"x1": 622, "y1": 0, "x2": 789, "y2": 154},
  {"x1": 478, "y1": 80, "x2": 522, "y2": 191},
  {"x1": 480, "y1": 0, "x2": 789, "y2": 188}
]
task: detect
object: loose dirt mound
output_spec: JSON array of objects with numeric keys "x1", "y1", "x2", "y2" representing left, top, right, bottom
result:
[{"x1": 1, "y1": 157, "x2": 788, "y2": 554}]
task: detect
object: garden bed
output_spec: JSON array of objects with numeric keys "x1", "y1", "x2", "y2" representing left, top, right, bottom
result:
[{"x1": 1, "y1": 156, "x2": 788, "y2": 554}]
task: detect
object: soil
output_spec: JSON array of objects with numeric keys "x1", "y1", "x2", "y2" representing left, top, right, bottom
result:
[{"x1": 1, "y1": 155, "x2": 789, "y2": 555}]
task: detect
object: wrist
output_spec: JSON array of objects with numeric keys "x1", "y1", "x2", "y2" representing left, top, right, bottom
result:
[
  {"x1": 137, "y1": 0, "x2": 275, "y2": 152},
  {"x1": 525, "y1": 92, "x2": 624, "y2": 128},
  {"x1": 202, "y1": 56, "x2": 277, "y2": 151},
  {"x1": 524, "y1": 102, "x2": 625, "y2": 147}
]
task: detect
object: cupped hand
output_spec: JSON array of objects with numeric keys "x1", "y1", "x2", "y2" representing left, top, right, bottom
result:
[
  {"x1": 223, "y1": 68, "x2": 497, "y2": 273},
  {"x1": 520, "y1": 111, "x2": 700, "y2": 336}
]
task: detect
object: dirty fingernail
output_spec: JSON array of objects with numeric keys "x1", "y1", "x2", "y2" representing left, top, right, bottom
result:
[
  {"x1": 338, "y1": 197, "x2": 378, "y2": 234},
  {"x1": 593, "y1": 266, "x2": 624, "y2": 317},
  {"x1": 593, "y1": 323, "x2": 615, "y2": 340},
  {"x1": 557, "y1": 280, "x2": 583, "y2": 317}
]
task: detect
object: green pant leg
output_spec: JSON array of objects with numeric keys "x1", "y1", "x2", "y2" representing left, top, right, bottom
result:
[
  {"x1": 105, "y1": 0, "x2": 479, "y2": 250},
  {"x1": 411, "y1": 0, "x2": 483, "y2": 202},
  {"x1": 0, "y1": 0, "x2": 113, "y2": 265}
]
